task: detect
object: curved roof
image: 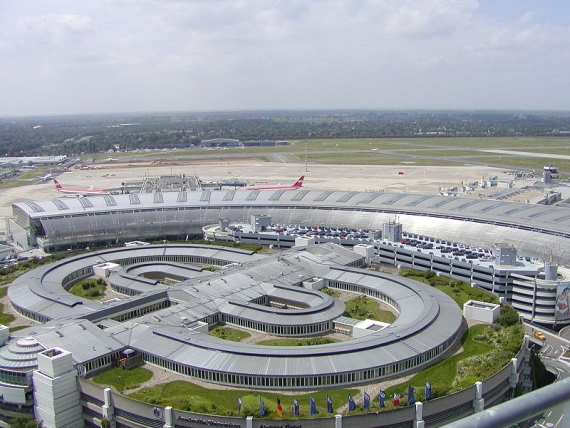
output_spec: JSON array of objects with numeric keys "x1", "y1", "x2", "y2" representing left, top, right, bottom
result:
[
  {"x1": 14, "y1": 190, "x2": 570, "y2": 236},
  {"x1": 6, "y1": 243, "x2": 463, "y2": 385},
  {"x1": 13, "y1": 189, "x2": 570, "y2": 265}
]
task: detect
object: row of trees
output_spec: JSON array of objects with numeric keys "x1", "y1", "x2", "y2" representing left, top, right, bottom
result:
[{"x1": 2, "y1": 110, "x2": 570, "y2": 157}]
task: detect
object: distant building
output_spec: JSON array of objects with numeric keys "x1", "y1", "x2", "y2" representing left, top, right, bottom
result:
[
  {"x1": 543, "y1": 165, "x2": 559, "y2": 185},
  {"x1": 200, "y1": 138, "x2": 239, "y2": 148},
  {"x1": 242, "y1": 140, "x2": 276, "y2": 147}
]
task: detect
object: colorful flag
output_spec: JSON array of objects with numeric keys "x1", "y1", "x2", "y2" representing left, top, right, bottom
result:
[
  {"x1": 259, "y1": 397, "x2": 266, "y2": 417},
  {"x1": 348, "y1": 394, "x2": 356, "y2": 411},
  {"x1": 326, "y1": 395, "x2": 333, "y2": 413},
  {"x1": 393, "y1": 392, "x2": 400, "y2": 406},
  {"x1": 276, "y1": 397, "x2": 283, "y2": 417},
  {"x1": 407, "y1": 385, "x2": 415, "y2": 404},
  {"x1": 293, "y1": 398, "x2": 300, "y2": 416},
  {"x1": 363, "y1": 391, "x2": 370, "y2": 410},
  {"x1": 425, "y1": 382, "x2": 432, "y2": 400},
  {"x1": 310, "y1": 396, "x2": 317, "y2": 415},
  {"x1": 379, "y1": 389, "x2": 386, "y2": 408},
  {"x1": 237, "y1": 397, "x2": 242, "y2": 413}
]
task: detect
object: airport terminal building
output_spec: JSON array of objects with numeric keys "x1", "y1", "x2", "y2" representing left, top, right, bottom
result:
[{"x1": 9, "y1": 188, "x2": 570, "y2": 325}]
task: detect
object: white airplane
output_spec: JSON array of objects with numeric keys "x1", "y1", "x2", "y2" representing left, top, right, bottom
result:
[
  {"x1": 53, "y1": 179, "x2": 109, "y2": 196},
  {"x1": 38, "y1": 173, "x2": 53, "y2": 181},
  {"x1": 246, "y1": 176, "x2": 305, "y2": 191}
]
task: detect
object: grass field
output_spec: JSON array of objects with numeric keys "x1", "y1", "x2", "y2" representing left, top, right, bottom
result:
[
  {"x1": 92, "y1": 367, "x2": 153, "y2": 393},
  {"x1": 256, "y1": 337, "x2": 338, "y2": 346},
  {"x1": 127, "y1": 379, "x2": 358, "y2": 417},
  {"x1": 209, "y1": 326, "x2": 251, "y2": 342},
  {"x1": 299, "y1": 136, "x2": 570, "y2": 152},
  {"x1": 87, "y1": 136, "x2": 570, "y2": 171},
  {"x1": 385, "y1": 322, "x2": 524, "y2": 406},
  {"x1": 344, "y1": 295, "x2": 397, "y2": 323},
  {"x1": 68, "y1": 277, "x2": 107, "y2": 300},
  {"x1": 0, "y1": 288, "x2": 15, "y2": 326},
  {"x1": 400, "y1": 269, "x2": 499, "y2": 307}
]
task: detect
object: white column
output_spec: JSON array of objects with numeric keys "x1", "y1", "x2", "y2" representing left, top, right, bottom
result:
[
  {"x1": 413, "y1": 402, "x2": 425, "y2": 428},
  {"x1": 335, "y1": 414, "x2": 342, "y2": 428},
  {"x1": 473, "y1": 381, "x2": 485, "y2": 413},
  {"x1": 163, "y1": 406, "x2": 173, "y2": 428},
  {"x1": 509, "y1": 357, "x2": 520, "y2": 388},
  {"x1": 102, "y1": 388, "x2": 116, "y2": 428}
]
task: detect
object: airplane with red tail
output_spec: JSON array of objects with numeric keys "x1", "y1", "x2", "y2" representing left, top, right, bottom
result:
[
  {"x1": 53, "y1": 179, "x2": 110, "y2": 196},
  {"x1": 246, "y1": 176, "x2": 305, "y2": 191}
]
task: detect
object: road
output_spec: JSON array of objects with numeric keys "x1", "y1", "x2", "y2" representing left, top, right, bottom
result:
[{"x1": 523, "y1": 323, "x2": 570, "y2": 427}]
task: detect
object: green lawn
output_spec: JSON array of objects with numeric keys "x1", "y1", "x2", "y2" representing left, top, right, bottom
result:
[
  {"x1": 68, "y1": 277, "x2": 107, "y2": 300},
  {"x1": 301, "y1": 136, "x2": 570, "y2": 153},
  {"x1": 343, "y1": 295, "x2": 396, "y2": 323},
  {"x1": 92, "y1": 367, "x2": 153, "y2": 393},
  {"x1": 256, "y1": 337, "x2": 338, "y2": 346},
  {"x1": 209, "y1": 326, "x2": 251, "y2": 342},
  {"x1": 400, "y1": 269, "x2": 499, "y2": 307},
  {"x1": 385, "y1": 322, "x2": 524, "y2": 406},
  {"x1": 128, "y1": 379, "x2": 358, "y2": 417},
  {"x1": 390, "y1": 325, "x2": 493, "y2": 399},
  {"x1": 304, "y1": 150, "x2": 466, "y2": 166},
  {"x1": 320, "y1": 288, "x2": 340, "y2": 298},
  {"x1": 0, "y1": 288, "x2": 15, "y2": 325},
  {"x1": 435, "y1": 282, "x2": 499, "y2": 307},
  {"x1": 0, "y1": 303, "x2": 15, "y2": 326}
]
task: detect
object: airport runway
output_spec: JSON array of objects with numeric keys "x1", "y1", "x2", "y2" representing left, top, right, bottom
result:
[{"x1": 0, "y1": 158, "x2": 544, "y2": 237}]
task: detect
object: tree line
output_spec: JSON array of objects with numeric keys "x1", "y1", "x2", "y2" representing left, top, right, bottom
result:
[{"x1": 1, "y1": 110, "x2": 570, "y2": 157}]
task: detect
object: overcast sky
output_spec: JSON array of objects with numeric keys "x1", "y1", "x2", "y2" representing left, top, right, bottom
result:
[{"x1": 1, "y1": 0, "x2": 569, "y2": 116}]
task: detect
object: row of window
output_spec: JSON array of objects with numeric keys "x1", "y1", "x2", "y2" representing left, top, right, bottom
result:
[
  {"x1": 0, "y1": 369, "x2": 29, "y2": 386},
  {"x1": 11, "y1": 302, "x2": 50, "y2": 323},
  {"x1": 80, "y1": 352, "x2": 120, "y2": 375},
  {"x1": 139, "y1": 329, "x2": 457, "y2": 389},
  {"x1": 377, "y1": 247, "x2": 515, "y2": 297},
  {"x1": 328, "y1": 280, "x2": 398, "y2": 310},
  {"x1": 119, "y1": 255, "x2": 227, "y2": 267},
  {"x1": 110, "y1": 301, "x2": 170, "y2": 323},
  {"x1": 223, "y1": 314, "x2": 332, "y2": 336}
]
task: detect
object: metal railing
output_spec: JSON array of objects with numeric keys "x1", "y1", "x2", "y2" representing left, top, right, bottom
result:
[{"x1": 441, "y1": 376, "x2": 570, "y2": 428}]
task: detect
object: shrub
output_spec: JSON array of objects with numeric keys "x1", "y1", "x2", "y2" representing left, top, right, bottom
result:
[{"x1": 498, "y1": 304, "x2": 520, "y2": 327}]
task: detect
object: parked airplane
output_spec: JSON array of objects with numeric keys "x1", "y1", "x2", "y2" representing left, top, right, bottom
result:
[
  {"x1": 246, "y1": 176, "x2": 305, "y2": 190},
  {"x1": 53, "y1": 179, "x2": 109, "y2": 196}
]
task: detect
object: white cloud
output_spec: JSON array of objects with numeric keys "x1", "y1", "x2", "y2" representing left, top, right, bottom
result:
[{"x1": 0, "y1": 0, "x2": 569, "y2": 115}]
